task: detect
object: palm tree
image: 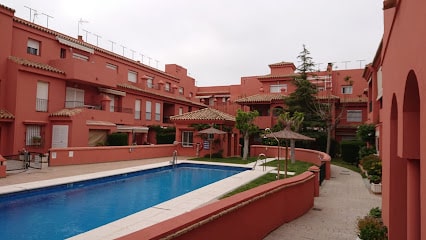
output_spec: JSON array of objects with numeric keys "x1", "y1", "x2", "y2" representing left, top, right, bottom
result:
[
  {"x1": 278, "y1": 111, "x2": 305, "y2": 163},
  {"x1": 235, "y1": 109, "x2": 259, "y2": 160}
]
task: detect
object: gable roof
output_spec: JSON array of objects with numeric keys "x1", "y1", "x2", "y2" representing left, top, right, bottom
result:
[
  {"x1": 170, "y1": 108, "x2": 235, "y2": 122},
  {"x1": 0, "y1": 109, "x2": 15, "y2": 119},
  {"x1": 235, "y1": 94, "x2": 285, "y2": 104},
  {"x1": 8, "y1": 56, "x2": 65, "y2": 75}
]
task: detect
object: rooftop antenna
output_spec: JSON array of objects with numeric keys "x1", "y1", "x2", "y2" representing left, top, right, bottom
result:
[
  {"x1": 92, "y1": 33, "x2": 101, "y2": 46},
  {"x1": 357, "y1": 59, "x2": 365, "y2": 68},
  {"x1": 130, "y1": 49, "x2": 136, "y2": 59},
  {"x1": 108, "y1": 40, "x2": 116, "y2": 52},
  {"x1": 82, "y1": 29, "x2": 90, "y2": 42},
  {"x1": 155, "y1": 59, "x2": 159, "y2": 68},
  {"x1": 77, "y1": 18, "x2": 88, "y2": 36},
  {"x1": 41, "y1": 13, "x2": 53, "y2": 28},
  {"x1": 341, "y1": 61, "x2": 350, "y2": 69},
  {"x1": 24, "y1": 6, "x2": 36, "y2": 22},
  {"x1": 32, "y1": 10, "x2": 39, "y2": 23},
  {"x1": 148, "y1": 57, "x2": 152, "y2": 66},
  {"x1": 140, "y1": 53, "x2": 144, "y2": 63},
  {"x1": 120, "y1": 45, "x2": 126, "y2": 56}
]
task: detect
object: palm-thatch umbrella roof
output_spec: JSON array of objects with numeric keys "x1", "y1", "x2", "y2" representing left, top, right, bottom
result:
[
  {"x1": 198, "y1": 127, "x2": 227, "y2": 135},
  {"x1": 264, "y1": 129, "x2": 315, "y2": 141}
]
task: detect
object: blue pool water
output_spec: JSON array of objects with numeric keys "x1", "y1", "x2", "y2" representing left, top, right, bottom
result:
[{"x1": 0, "y1": 163, "x2": 247, "y2": 240}]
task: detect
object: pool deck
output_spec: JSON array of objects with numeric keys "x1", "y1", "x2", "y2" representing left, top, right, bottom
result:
[{"x1": 0, "y1": 158, "x2": 381, "y2": 240}]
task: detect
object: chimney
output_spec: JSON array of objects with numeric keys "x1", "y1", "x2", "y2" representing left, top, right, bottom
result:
[
  {"x1": 77, "y1": 35, "x2": 84, "y2": 42},
  {"x1": 327, "y1": 63, "x2": 333, "y2": 73}
]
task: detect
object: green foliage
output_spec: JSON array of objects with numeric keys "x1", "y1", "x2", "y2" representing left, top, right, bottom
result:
[
  {"x1": 368, "y1": 161, "x2": 382, "y2": 184},
  {"x1": 360, "y1": 154, "x2": 381, "y2": 171},
  {"x1": 357, "y1": 124, "x2": 376, "y2": 144},
  {"x1": 235, "y1": 109, "x2": 259, "y2": 135},
  {"x1": 359, "y1": 146, "x2": 377, "y2": 159},
  {"x1": 150, "y1": 125, "x2": 176, "y2": 144},
  {"x1": 357, "y1": 207, "x2": 388, "y2": 240},
  {"x1": 340, "y1": 140, "x2": 362, "y2": 165},
  {"x1": 106, "y1": 133, "x2": 128, "y2": 146}
]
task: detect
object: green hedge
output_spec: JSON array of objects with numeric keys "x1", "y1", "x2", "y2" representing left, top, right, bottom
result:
[
  {"x1": 341, "y1": 140, "x2": 362, "y2": 165},
  {"x1": 107, "y1": 133, "x2": 128, "y2": 146}
]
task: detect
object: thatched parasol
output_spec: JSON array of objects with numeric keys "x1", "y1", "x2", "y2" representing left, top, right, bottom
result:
[{"x1": 198, "y1": 127, "x2": 227, "y2": 159}]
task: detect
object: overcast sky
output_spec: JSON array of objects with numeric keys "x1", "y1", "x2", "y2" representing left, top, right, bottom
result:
[{"x1": 3, "y1": 0, "x2": 383, "y2": 86}]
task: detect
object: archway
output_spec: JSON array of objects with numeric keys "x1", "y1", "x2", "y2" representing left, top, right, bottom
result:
[
  {"x1": 388, "y1": 95, "x2": 407, "y2": 239},
  {"x1": 402, "y1": 70, "x2": 420, "y2": 239}
]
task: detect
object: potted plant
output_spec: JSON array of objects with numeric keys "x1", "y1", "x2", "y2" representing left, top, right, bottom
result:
[
  {"x1": 367, "y1": 161, "x2": 382, "y2": 194},
  {"x1": 32, "y1": 136, "x2": 42, "y2": 145}
]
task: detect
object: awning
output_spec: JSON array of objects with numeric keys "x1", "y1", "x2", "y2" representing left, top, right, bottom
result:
[
  {"x1": 195, "y1": 95, "x2": 212, "y2": 99},
  {"x1": 214, "y1": 94, "x2": 230, "y2": 98},
  {"x1": 86, "y1": 120, "x2": 116, "y2": 127},
  {"x1": 56, "y1": 36, "x2": 95, "y2": 54},
  {"x1": 98, "y1": 87, "x2": 126, "y2": 96},
  {"x1": 116, "y1": 125, "x2": 149, "y2": 133}
]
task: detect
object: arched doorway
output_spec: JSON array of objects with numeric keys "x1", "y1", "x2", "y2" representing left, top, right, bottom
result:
[{"x1": 402, "y1": 70, "x2": 420, "y2": 239}]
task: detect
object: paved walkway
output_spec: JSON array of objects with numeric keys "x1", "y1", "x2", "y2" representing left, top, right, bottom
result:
[{"x1": 264, "y1": 164, "x2": 382, "y2": 240}]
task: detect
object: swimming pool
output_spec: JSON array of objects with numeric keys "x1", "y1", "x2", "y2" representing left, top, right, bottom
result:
[{"x1": 0, "y1": 163, "x2": 249, "y2": 240}]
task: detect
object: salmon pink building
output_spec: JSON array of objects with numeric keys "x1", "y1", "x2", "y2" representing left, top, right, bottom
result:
[
  {"x1": 364, "y1": 0, "x2": 426, "y2": 239},
  {"x1": 0, "y1": 5, "x2": 205, "y2": 157}
]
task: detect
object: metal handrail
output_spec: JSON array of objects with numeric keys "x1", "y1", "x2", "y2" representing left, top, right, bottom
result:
[{"x1": 253, "y1": 153, "x2": 267, "y2": 171}]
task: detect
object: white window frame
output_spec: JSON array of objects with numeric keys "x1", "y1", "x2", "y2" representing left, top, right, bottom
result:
[
  {"x1": 36, "y1": 81, "x2": 49, "y2": 112},
  {"x1": 27, "y1": 39, "x2": 40, "y2": 55},
  {"x1": 155, "y1": 103, "x2": 161, "y2": 121},
  {"x1": 179, "y1": 87, "x2": 184, "y2": 95},
  {"x1": 341, "y1": 85, "x2": 353, "y2": 94},
  {"x1": 347, "y1": 110, "x2": 362, "y2": 122},
  {"x1": 165, "y1": 82, "x2": 171, "y2": 92},
  {"x1": 270, "y1": 84, "x2": 287, "y2": 93},
  {"x1": 377, "y1": 67, "x2": 383, "y2": 99},
  {"x1": 128, "y1": 70, "x2": 137, "y2": 83},
  {"x1": 65, "y1": 87, "x2": 84, "y2": 108},
  {"x1": 134, "y1": 99, "x2": 141, "y2": 120},
  {"x1": 146, "y1": 101, "x2": 152, "y2": 120},
  {"x1": 147, "y1": 78, "x2": 153, "y2": 88},
  {"x1": 182, "y1": 131, "x2": 193, "y2": 147},
  {"x1": 179, "y1": 107, "x2": 183, "y2": 115}
]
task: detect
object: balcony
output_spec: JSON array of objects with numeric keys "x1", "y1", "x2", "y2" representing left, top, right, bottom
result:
[{"x1": 50, "y1": 58, "x2": 116, "y2": 87}]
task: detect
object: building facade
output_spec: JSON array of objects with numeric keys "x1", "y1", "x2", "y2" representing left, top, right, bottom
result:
[{"x1": 0, "y1": 5, "x2": 205, "y2": 156}]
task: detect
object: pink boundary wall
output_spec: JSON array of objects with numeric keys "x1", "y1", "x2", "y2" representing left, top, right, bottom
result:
[
  {"x1": 48, "y1": 144, "x2": 177, "y2": 166},
  {"x1": 118, "y1": 172, "x2": 316, "y2": 240},
  {"x1": 250, "y1": 145, "x2": 331, "y2": 180}
]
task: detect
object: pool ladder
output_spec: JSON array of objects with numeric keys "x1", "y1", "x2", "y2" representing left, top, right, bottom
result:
[
  {"x1": 252, "y1": 153, "x2": 267, "y2": 171},
  {"x1": 170, "y1": 150, "x2": 178, "y2": 167}
]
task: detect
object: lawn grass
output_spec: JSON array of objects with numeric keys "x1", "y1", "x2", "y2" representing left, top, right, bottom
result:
[
  {"x1": 264, "y1": 160, "x2": 314, "y2": 175},
  {"x1": 331, "y1": 157, "x2": 361, "y2": 174}
]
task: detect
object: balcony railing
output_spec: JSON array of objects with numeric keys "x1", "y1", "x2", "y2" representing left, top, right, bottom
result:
[
  {"x1": 65, "y1": 101, "x2": 101, "y2": 109},
  {"x1": 36, "y1": 98, "x2": 48, "y2": 112}
]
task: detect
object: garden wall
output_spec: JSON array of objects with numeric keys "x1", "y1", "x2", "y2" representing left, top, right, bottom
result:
[
  {"x1": 49, "y1": 144, "x2": 177, "y2": 166},
  {"x1": 119, "y1": 171, "x2": 316, "y2": 240},
  {"x1": 250, "y1": 145, "x2": 331, "y2": 180}
]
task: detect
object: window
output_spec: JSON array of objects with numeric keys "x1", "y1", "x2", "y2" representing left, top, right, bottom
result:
[
  {"x1": 134, "y1": 100, "x2": 141, "y2": 119},
  {"x1": 107, "y1": 94, "x2": 115, "y2": 112},
  {"x1": 27, "y1": 39, "x2": 40, "y2": 55},
  {"x1": 128, "y1": 70, "x2": 137, "y2": 83},
  {"x1": 145, "y1": 101, "x2": 152, "y2": 120},
  {"x1": 36, "y1": 81, "x2": 48, "y2": 112},
  {"x1": 26, "y1": 125, "x2": 43, "y2": 146},
  {"x1": 182, "y1": 131, "x2": 193, "y2": 147},
  {"x1": 165, "y1": 82, "x2": 171, "y2": 92},
  {"x1": 179, "y1": 87, "x2": 184, "y2": 95},
  {"x1": 209, "y1": 98, "x2": 215, "y2": 106},
  {"x1": 155, "y1": 103, "x2": 161, "y2": 121},
  {"x1": 106, "y1": 63, "x2": 118, "y2": 71},
  {"x1": 65, "y1": 87, "x2": 84, "y2": 108},
  {"x1": 341, "y1": 86, "x2": 353, "y2": 94},
  {"x1": 347, "y1": 110, "x2": 362, "y2": 122},
  {"x1": 179, "y1": 107, "x2": 183, "y2": 115},
  {"x1": 60, "y1": 48, "x2": 66, "y2": 58},
  {"x1": 72, "y1": 53, "x2": 89, "y2": 61},
  {"x1": 146, "y1": 78, "x2": 153, "y2": 88},
  {"x1": 270, "y1": 84, "x2": 287, "y2": 93}
]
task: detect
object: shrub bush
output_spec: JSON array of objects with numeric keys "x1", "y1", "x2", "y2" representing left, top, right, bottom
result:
[
  {"x1": 340, "y1": 140, "x2": 362, "y2": 165},
  {"x1": 106, "y1": 133, "x2": 128, "y2": 146},
  {"x1": 359, "y1": 146, "x2": 377, "y2": 159},
  {"x1": 357, "y1": 207, "x2": 388, "y2": 240},
  {"x1": 360, "y1": 154, "x2": 381, "y2": 170}
]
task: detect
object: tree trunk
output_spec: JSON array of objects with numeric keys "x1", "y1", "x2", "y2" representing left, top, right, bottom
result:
[
  {"x1": 243, "y1": 132, "x2": 249, "y2": 160},
  {"x1": 290, "y1": 139, "x2": 296, "y2": 163},
  {"x1": 326, "y1": 122, "x2": 332, "y2": 155}
]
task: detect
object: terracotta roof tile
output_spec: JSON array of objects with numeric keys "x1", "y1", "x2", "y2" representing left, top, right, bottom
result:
[
  {"x1": 341, "y1": 97, "x2": 368, "y2": 103},
  {"x1": 0, "y1": 109, "x2": 15, "y2": 119},
  {"x1": 49, "y1": 108, "x2": 84, "y2": 117},
  {"x1": 117, "y1": 83, "x2": 205, "y2": 107},
  {"x1": 235, "y1": 94, "x2": 285, "y2": 104},
  {"x1": 170, "y1": 108, "x2": 235, "y2": 122},
  {"x1": 258, "y1": 74, "x2": 299, "y2": 79},
  {"x1": 269, "y1": 61, "x2": 296, "y2": 67},
  {"x1": 8, "y1": 56, "x2": 65, "y2": 74},
  {"x1": 0, "y1": 4, "x2": 15, "y2": 13}
]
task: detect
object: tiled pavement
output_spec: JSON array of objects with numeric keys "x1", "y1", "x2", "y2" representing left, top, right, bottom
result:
[
  {"x1": 264, "y1": 164, "x2": 382, "y2": 240},
  {"x1": 0, "y1": 158, "x2": 381, "y2": 239}
]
